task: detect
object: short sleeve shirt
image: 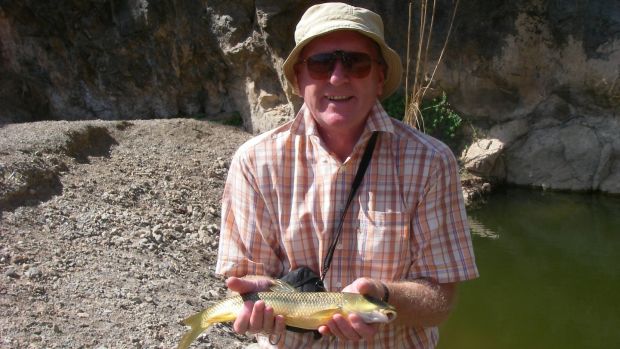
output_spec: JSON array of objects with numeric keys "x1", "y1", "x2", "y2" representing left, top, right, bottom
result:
[{"x1": 216, "y1": 101, "x2": 478, "y2": 348}]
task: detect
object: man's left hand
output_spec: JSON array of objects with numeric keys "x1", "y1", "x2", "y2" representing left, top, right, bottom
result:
[{"x1": 317, "y1": 277, "x2": 385, "y2": 341}]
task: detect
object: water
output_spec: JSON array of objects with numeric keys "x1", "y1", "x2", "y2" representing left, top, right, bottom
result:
[{"x1": 437, "y1": 188, "x2": 620, "y2": 349}]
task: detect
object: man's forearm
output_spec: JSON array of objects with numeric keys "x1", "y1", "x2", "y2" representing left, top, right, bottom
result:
[{"x1": 386, "y1": 279, "x2": 458, "y2": 327}]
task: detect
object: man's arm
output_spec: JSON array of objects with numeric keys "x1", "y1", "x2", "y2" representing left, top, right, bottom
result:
[
  {"x1": 318, "y1": 278, "x2": 458, "y2": 340},
  {"x1": 386, "y1": 279, "x2": 457, "y2": 326}
]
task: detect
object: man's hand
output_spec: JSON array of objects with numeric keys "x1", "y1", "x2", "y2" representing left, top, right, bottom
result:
[
  {"x1": 317, "y1": 277, "x2": 385, "y2": 341},
  {"x1": 225, "y1": 276, "x2": 286, "y2": 336}
]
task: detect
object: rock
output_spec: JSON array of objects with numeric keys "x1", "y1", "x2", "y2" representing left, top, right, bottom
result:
[
  {"x1": 24, "y1": 266, "x2": 42, "y2": 279},
  {"x1": 462, "y1": 138, "x2": 506, "y2": 178},
  {"x1": 4, "y1": 266, "x2": 19, "y2": 278},
  {"x1": 505, "y1": 121, "x2": 615, "y2": 191}
]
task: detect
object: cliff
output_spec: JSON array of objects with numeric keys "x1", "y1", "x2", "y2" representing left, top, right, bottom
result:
[{"x1": 1, "y1": 0, "x2": 619, "y2": 193}]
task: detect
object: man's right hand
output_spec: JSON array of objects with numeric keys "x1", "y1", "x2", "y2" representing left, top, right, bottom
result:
[{"x1": 225, "y1": 276, "x2": 287, "y2": 336}]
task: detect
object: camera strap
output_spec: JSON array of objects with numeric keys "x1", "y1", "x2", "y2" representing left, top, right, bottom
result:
[{"x1": 320, "y1": 132, "x2": 378, "y2": 281}]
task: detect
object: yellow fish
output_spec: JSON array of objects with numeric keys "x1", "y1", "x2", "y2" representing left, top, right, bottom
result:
[{"x1": 178, "y1": 280, "x2": 397, "y2": 349}]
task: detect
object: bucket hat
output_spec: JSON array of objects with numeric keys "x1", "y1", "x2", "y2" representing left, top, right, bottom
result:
[{"x1": 283, "y1": 2, "x2": 403, "y2": 100}]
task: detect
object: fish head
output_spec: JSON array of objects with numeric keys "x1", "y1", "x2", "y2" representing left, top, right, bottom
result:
[{"x1": 342, "y1": 293, "x2": 397, "y2": 324}]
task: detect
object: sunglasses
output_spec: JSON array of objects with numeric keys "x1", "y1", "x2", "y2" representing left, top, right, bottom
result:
[{"x1": 298, "y1": 50, "x2": 382, "y2": 80}]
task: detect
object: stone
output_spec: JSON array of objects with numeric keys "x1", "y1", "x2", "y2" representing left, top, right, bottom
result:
[
  {"x1": 25, "y1": 266, "x2": 42, "y2": 279},
  {"x1": 4, "y1": 266, "x2": 19, "y2": 278},
  {"x1": 462, "y1": 138, "x2": 505, "y2": 178},
  {"x1": 504, "y1": 121, "x2": 617, "y2": 191}
]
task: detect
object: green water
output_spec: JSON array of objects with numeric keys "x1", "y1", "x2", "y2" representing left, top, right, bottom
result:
[{"x1": 438, "y1": 188, "x2": 620, "y2": 349}]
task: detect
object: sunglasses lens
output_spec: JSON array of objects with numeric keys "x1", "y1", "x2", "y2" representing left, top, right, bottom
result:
[
  {"x1": 304, "y1": 51, "x2": 374, "y2": 80},
  {"x1": 343, "y1": 52, "x2": 372, "y2": 78},
  {"x1": 306, "y1": 53, "x2": 335, "y2": 79}
]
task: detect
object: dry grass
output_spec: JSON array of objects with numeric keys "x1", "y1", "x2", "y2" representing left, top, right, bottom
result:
[{"x1": 403, "y1": 0, "x2": 460, "y2": 132}]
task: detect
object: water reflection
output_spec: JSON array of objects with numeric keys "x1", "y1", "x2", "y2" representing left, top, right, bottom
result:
[
  {"x1": 438, "y1": 188, "x2": 620, "y2": 349},
  {"x1": 467, "y1": 216, "x2": 499, "y2": 240}
]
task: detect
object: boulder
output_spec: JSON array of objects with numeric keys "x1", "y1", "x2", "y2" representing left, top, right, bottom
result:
[{"x1": 462, "y1": 138, "x2": 505, "y2": 178}]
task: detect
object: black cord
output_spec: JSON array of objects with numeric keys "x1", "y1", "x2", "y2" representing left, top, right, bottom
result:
[{"x1": 320, "y1": 132, "x2": 379, "y2": 281}]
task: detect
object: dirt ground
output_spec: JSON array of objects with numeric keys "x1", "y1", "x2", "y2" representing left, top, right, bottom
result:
[
  {"x1": 0, "y1": 119, "x2": 258, "y2": 348},
  {"x1": 0, "y1": 119, "x2": 486, "y2": 349}
]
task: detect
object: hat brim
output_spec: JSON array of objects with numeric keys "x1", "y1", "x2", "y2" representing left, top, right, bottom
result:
[{"x1": 283, "y1": 28, "x2": 402, "y2": 101}]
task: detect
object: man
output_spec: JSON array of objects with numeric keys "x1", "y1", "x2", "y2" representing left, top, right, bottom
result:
[{"x1": 216, "y1": 2, "x2": 478, "y2": 348}]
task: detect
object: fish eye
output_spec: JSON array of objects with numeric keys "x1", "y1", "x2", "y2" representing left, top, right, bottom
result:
[{"x1": 363, "y1": 294, "x2": 383, "y2": 304}]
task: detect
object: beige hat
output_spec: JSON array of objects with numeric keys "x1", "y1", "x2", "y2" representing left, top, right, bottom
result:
[{"x1": 283, "y1": 2, "x2": 403, "y2": 100}]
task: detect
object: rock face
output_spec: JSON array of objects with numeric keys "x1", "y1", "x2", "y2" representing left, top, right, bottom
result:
[
  {"x1": 0, "y1": 0, "x2": 299, "y2": 132},
  {"x1": 1, "y1": 0, "x2": 619, "y2": 193},
  {"x1": 445, "y1": 1, "x2": 620, "y2": 193}
]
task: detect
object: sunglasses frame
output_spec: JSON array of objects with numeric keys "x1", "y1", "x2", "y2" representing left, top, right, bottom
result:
[{"x1": 297, "y1": 50, "x2": 383, "y2": 80}]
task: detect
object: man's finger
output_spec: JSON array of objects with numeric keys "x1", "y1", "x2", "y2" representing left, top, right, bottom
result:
[
  {"x1": 226, "y1": 276, "x2": 273, "y2": 293},
  {"x1": 233, "y1": 300, "x2": 253, "y2": 334},
  {"x1": 248, "y1": 300, "x2": 266, "y2": 333},
  {"x1": 348, "y1": 313, "x2": 378, "y2": 340},
  {"x1": 325, "y1": 314, "x2": 362, "y2": 341},
  {"x1": 274, "y1": 314, "x2": 286, "y2": 335},
  {"x1": 261, "y1": 304, "x2": 275, "y2": 333},
  {"x1": 318, "y1": 325, "x2": 332, "y2": 337}
]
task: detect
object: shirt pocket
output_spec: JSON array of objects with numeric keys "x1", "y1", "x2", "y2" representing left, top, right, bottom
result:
[{"x1": 356, "y1": 210, "x2": 411, "y2": 280}]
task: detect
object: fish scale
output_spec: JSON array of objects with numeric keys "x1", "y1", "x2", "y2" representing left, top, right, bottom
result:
[{"x1": 242, "y1": 292, "x2": 348, "y2": 321}]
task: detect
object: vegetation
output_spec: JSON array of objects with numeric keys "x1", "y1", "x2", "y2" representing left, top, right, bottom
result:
[
  {"x1": 383, "y1": 92, "x2": 463, "y2": 150},
  {"x1": 220, "y1": 111, "x2": 244, "y2": 127},
  {"x1": 382, "y1": 93, "x2": 407, "y2": 122},
  {"x1": 420, "y1": 92, "x2": 462, "y2": 145},
  {"x1": 402, "y1": 0, "x2": 460, "y2": 130}
]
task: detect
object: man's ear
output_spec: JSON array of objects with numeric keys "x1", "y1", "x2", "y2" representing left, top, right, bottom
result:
[
  {"x1": 375, "y1": 68, "x2": 385, "y2": 97},
  {"x1": 293, "y1": 66, "x2": 303, "y2": 95}
]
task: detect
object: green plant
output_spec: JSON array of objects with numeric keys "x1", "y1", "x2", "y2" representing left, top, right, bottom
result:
[
  {"x1": 222, "y1": 111, "x2": 243, "y2": 127},
  {"x1": 382, "y1": 93, "x2": 406, "y2": 121},
  {"x1": 420, "y1": 92, "x2": 462, "y2": 146},
  {"x1": 382, "y1": 91, "x2": 463, "y2": 150},
  {"x1": 190, "y1": 113, "x2": 207, "y2": 120}
]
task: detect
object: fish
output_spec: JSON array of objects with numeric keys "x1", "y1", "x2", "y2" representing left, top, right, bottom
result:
[{"x1": 177, "y1": 280, "x2": 397, "y2": 349}]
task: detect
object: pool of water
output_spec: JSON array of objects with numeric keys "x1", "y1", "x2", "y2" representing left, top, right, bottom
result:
[{"x1": 437, "y1": 187, "x2": 620, "y2": 349}]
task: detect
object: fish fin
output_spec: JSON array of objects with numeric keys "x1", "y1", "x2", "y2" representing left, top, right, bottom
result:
[
  {"x1": 309, "y1": 307, "x2": 342, "y2": 321},
  {"x1": 178, "y1": 311, "x2": 211, "y2": 349},
  {"x1": 269, "y1": 279, "x2": 298, "y2": 293},
  {"x1": 285, "y1": 307, "x2": 341, "y2": 329}
]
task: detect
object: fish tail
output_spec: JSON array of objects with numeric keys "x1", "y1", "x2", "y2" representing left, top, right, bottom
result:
[{"x1": 178, "y1": 311, "x2": 212, "y2": 349}]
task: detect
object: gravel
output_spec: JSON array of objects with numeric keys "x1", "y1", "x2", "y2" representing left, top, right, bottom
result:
[{"x1": 0, "y1": 119, "x2": 256, "y2": 349}]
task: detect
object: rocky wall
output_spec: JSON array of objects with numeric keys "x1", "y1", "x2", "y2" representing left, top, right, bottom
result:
[{"x1": 1, "y1": 0, "x2": 619, "y2": 193}]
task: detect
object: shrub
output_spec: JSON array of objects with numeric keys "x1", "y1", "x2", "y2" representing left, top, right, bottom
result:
[
  {"x1": 421, "y1": 92, "x2": 462, "y2": 147},
  {"x1": 382, "y1": 92, "x2": 462, "y2": 150}
]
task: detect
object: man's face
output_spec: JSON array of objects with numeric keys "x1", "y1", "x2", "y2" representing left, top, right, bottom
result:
[{"x1": 295, "y1": 31, "x2": 385, "y2": 136}]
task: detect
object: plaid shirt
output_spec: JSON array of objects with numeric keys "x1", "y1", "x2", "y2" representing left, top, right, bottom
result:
[{"x1": 216, "y1": 101, "x2": 478, "y2": 348}]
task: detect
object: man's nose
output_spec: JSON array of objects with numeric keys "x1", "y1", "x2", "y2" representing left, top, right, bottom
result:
[{"x1": 329, "y1": 60, "x2": 350, "y2": 85}]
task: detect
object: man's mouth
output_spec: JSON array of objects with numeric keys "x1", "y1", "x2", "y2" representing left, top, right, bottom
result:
[{"x1": 326, "y1": 95, "x2": 352, "y2": 101}]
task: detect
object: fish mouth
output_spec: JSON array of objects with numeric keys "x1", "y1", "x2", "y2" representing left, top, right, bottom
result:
[
  {"x1": 356, "y1": 309, "x2": 398, "y2": 324},
  {"x1": 384, "y1": 310, "x2": 397, "y2": 322}
]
